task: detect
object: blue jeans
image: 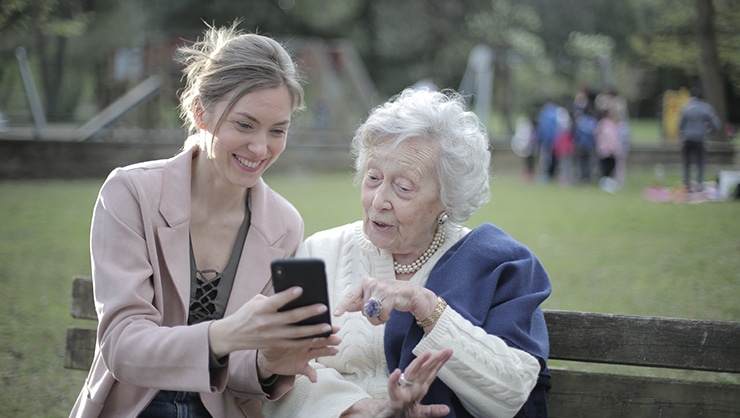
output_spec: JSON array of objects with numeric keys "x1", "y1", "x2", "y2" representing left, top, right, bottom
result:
[{"x1": 138, "y1": 390, "x2": 212, "y2": 418}]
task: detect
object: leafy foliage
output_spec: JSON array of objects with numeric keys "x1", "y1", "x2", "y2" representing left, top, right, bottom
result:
[
  {"x1": 630, "y1": 0, "x2": 740, "y2": 90},
  {"x1": 1, "y1": 0, "x2": 738, "y2": 125}
]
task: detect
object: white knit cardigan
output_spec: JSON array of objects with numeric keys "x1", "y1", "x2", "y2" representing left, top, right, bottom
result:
[{"x1": 262, "y1": 221, "x2": 540, "y2": 418}]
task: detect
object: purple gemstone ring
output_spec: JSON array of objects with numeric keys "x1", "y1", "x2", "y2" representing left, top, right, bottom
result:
[{"x1": 363, "y1": 296, "x2": 383, "y2": 318}]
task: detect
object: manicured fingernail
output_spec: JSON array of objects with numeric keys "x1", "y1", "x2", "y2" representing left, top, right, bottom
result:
[
  {"x1": 317, "y1": 305, "x2": 327, "y2": 313},
  {"x1": 322, "y1": 325, "x2": 332, "y2": 332},
  {"x1": 293, "y1": 287, "x2": 303, "y2": 295}
]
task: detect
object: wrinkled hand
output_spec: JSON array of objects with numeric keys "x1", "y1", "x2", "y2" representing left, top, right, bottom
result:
[
  {"x1": 334, "y1": 276, "x2": 438, "y2": 326},
  {"x1": 385, "y1": 349, "x2": 453, "y2": 417},
  {"x1": 209, "y1": 287, "x2": 340, "y2": 380},
  {"x1": 340, "y1": 349, "x2": 453, "y2": 418}
]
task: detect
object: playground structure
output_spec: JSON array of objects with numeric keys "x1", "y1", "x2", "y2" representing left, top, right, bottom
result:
[
  {"x1": 2, "y1": 40, "x2": 379, "y2": 144},
  {"x1": 7, "y1": 47, "x2": 162, "y2": 142}
]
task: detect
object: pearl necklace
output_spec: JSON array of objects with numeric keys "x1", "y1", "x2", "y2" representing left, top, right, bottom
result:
[{"x1": 393, "y1": 224, "x2": 446, "y2": 275}]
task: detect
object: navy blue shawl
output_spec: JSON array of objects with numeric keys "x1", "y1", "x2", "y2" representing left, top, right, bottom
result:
[{"x1": 384, "y1": 223, "x2": 551, "y2": 417}]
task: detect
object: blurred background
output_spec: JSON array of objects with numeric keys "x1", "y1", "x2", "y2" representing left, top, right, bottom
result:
[
  {"x1": 1, "y1": 0, "x2": 738, "y2": 150},
  {"x1": 1, "y1": 3, "x2": 739, "y2": 415}
]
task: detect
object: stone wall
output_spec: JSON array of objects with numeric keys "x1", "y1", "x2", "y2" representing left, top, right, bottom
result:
[{"x1": 0, "y1": 139, "x2": 355, "y2": 179}]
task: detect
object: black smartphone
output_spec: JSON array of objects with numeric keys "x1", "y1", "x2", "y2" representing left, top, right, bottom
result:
[{"x1": 271, "y1": 258, "x2": 332, "y2": 338}]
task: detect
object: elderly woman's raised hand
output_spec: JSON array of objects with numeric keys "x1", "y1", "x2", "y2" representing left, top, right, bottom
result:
[
  {"x1": 386, "y1": 348, "x2": 453, "y2": 417},
  {"x1": 340, "y1": 349, "x2": 453, "y2": 418},
  {"x1": 335, "y1": 276, "x2": 440, "y2": 328}
]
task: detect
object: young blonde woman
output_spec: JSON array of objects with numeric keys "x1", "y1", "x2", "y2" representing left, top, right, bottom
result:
[{"x1": 71, "y1": 23, "x2": 339, "y2": 418}]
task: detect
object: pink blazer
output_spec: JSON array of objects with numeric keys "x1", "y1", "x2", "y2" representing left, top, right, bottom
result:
[{"x1": 70, "y1": 147, "x2": 304, "y2": 418}]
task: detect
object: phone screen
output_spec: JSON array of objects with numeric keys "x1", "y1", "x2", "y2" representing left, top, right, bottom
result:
[{"x1": 271, "y1": 258, "x2": 332, "y2": 338}]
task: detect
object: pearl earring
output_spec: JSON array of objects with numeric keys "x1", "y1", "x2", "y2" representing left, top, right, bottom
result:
[{"x1": 438, "y1": 212, "x2": 449, "y2": 225}]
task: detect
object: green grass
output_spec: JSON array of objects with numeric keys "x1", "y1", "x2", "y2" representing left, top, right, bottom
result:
[
  {"x1": 267, "y1": 168, "x2": 740, "y2": 321},
  {"x1": 1, "y1": 165, "x2": 738, "y2": 416},
  {"x1": 0, "y1": 180, "x2": 102, "y2": 417}
]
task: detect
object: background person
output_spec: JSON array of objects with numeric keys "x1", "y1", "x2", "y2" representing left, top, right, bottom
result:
[
  {"x1": 536, "y1": 98, "x2": 560, "y2": 182},
  {"x1": 679, "y1": 86, "x2": 723, "y2": 191},
  {"x1": 594, "y1": 109, "x2": 623, "y2": 193},
  {"x1": 553, "y1": 106, "x2": 575, "y2": 185},
  {"x1": 573, "y1": 105, "x2": 597, "y2": 183},
  {"x1": 264, "y1": 88, "x2": 552, "y2": 418},
  {"x1": 70, "y1": 23, "x2": 340, "y2": 418},
  {"x1": 595, "y1": 87, "x2": 630, "y2": 186},
  {"x1": 511, "y1": 108, "x2": 539, "y2": 182}
]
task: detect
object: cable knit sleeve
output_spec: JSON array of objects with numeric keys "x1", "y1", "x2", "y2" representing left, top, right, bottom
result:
[{"x1": 412, "y1": 307, "x2": 541, "y2": 418}]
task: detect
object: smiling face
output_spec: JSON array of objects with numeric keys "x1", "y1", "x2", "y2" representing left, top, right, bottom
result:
[
  {"x1": 198, "y1": 85, "x2": 293, "y2": 189},
  {"x1": 360, "y1": 138, "x2": 446, "y2": 263}
]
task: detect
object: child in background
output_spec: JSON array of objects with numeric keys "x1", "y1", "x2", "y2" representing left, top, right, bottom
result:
[
  {"x1": 573, "y1": 107, "x2": 597, "y2": 183},
  {"x1": 594, "y1": 109, "x2": 623, "y2": 193}
]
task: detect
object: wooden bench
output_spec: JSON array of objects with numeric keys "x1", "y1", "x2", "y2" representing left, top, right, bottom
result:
[
  {"x1": 546, "y1": 310, "x2": 740, "y2": 417},
  {"x1": 65, "y1": 275, "x2": 97, "y2": 371},
  {"x1": 66, "y1": 276, "x2": 740, "y2": 417}
]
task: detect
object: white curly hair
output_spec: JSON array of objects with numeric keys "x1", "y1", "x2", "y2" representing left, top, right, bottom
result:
[{"x1": 351, "y1": 88, "x2": 491, "y2": 225}]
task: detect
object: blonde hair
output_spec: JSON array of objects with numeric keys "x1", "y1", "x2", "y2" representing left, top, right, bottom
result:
[{"x1": 177, "y1": 22, "x2": 305, "y2": 149}]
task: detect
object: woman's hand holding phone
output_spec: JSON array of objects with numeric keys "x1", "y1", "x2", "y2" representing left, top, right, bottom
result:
[
  {"x1": 207, "y1": 259, "x2": 340, "y2": 381},
  {"x1": 257, "y1": 322, "x2": 341, "y2": 383}
]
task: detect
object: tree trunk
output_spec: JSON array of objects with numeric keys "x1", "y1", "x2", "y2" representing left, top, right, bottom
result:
[
  {"x1": 695, "y1": 0, "x2": 727, "y2": 140},
  {"x1": 35, "y1": 31, "x2": 68, "y2": 122},
  {"x1": 495, "y1": 49, "x2": 515, "y2": 137}
]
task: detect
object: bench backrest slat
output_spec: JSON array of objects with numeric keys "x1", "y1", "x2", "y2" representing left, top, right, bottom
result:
[
  {"x1": 68, "y1": 278, "x2": 740, "y2": 374},
  {"x1": 70, "y1": 275, "x2": 96, "y2": 320},
  {"x1": 64, "y1": 328, "x2": 96, "y2": 370},
  {"x1": 545, "y1": 309, "x2": 740, "y2": 373},
  {"x1": 548, "y1": 369, "x2": 740, "y2": 418}
]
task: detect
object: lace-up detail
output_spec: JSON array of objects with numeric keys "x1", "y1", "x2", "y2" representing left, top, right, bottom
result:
[{"x1": 189, "y1": 269, "x2": 223, "y2": 323}]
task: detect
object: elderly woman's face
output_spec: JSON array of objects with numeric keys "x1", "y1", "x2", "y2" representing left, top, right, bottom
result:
[{"x1": 360, "y1": 139, "x2": 445, "y2": 261}]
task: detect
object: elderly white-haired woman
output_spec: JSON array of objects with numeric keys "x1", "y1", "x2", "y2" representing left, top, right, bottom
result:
[{"x1": 264, "y1": 88, "x2": 552, "y2": 418}]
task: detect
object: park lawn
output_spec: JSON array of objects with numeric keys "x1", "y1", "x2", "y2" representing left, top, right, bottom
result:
[
  {"x1": 0, "y1": 165, "x2": 738, "y2": 416},
  {"x1": 0, "y1": 180, "x2": 100, "y2": 418},
  {"x1": 268, "y1": 167, "x2": 739, "y2": 322}
]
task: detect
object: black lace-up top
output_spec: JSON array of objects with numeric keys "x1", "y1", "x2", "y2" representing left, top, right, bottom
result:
[{"x1": 188, "y1": 191, "x2": 251, "y2": 325}]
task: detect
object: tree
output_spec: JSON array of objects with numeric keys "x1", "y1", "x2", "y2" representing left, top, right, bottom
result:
[
  {"x1": 695, "y1": 0, "x2": 726, "y2": 132},
  {"x1": 5, "y1": 0, "x2": 735, "y2": 135},
  {"x1": 0, "y1": 0, "x2": 99, "y2": 121},
  {"x1": 630, "y1": 0, "x2": 739, "y2": 134},
  {"x1": 464, "y1": 0, "x2": 547, "y2": 134}
]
